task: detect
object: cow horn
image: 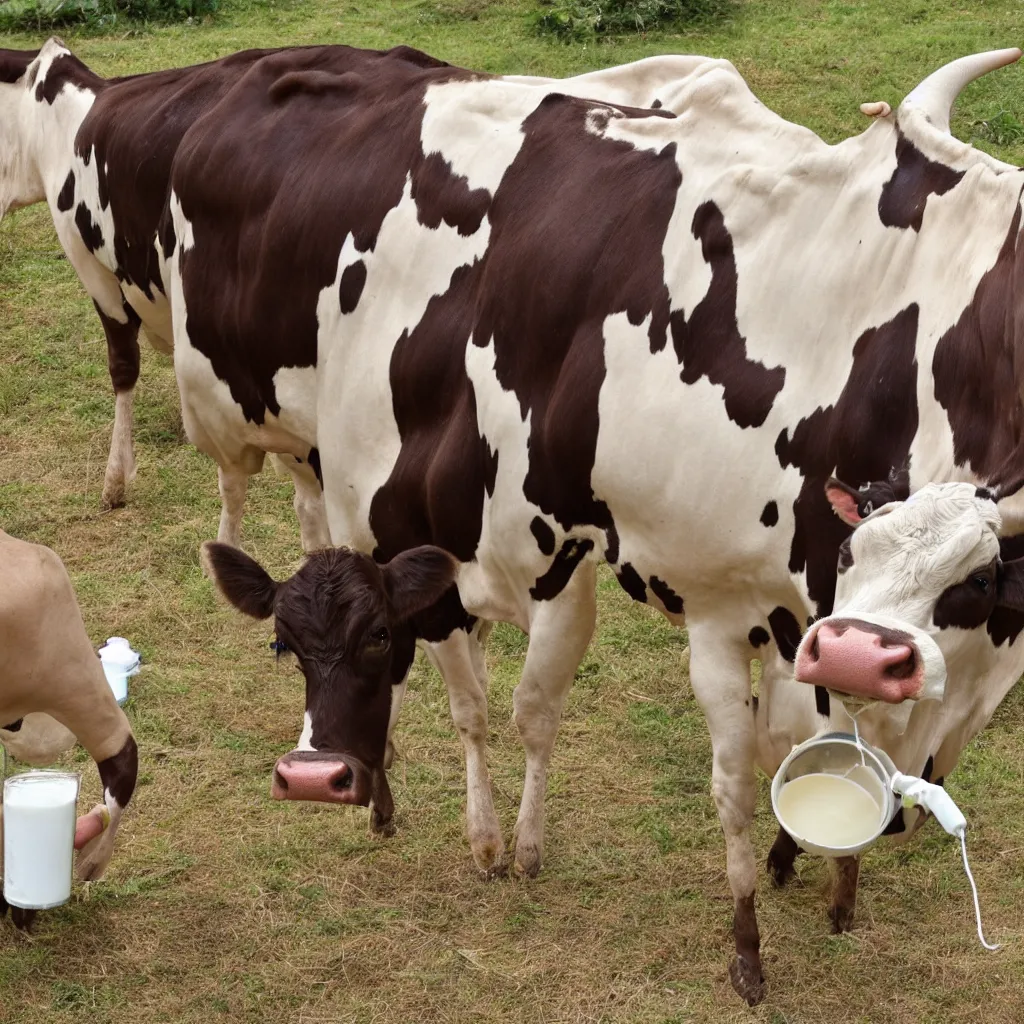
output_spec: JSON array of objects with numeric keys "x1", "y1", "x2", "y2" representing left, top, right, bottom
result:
[{"x1": 901, "y1": 48, "x2": 1022, "y2": 132}]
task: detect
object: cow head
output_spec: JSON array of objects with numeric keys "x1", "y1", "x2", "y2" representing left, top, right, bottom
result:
[
  {"x1": 795, "y1": 480, "x2": 1024, "y2": 713},
  {"x1": 202, "y1": 542, "x2": 457, "y2": 830}
]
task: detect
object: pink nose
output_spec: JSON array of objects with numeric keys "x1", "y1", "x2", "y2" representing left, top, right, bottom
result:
[
  {"x1": 271, "y1": 751, "x2": 371, "y2": 805},
  {"x1": 794, "y1": 621, "x2": 922, "y2": 703}
]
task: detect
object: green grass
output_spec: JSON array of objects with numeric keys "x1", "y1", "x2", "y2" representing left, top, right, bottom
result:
[{"x1": 3, "y1": 2, "x2": 1024, "y2": 1022}]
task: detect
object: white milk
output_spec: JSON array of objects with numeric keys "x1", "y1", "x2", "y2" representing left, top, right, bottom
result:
[
  {"x1": 776, "y1": 772, "x2": 884, "y2": 850},
  {"x1": 2, "y1": 772, "x2": 80, "y2": 909}
]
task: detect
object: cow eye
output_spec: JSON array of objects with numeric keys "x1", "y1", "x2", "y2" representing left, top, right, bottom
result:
[
  {"x1": 367, "y1": 627, "x2": 390, "y2": 649},
  {"x1": 972, "y1": 575, "x2": 990, "y2": 593}
]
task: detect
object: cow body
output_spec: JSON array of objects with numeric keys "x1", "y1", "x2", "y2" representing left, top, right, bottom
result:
[
  {"x1": 174, "y1": 45, "x2": 1024, "y2": 1000},
  {"x1": 0, "y1": 529, "x2": 138, "y2": 929},
  {"x1": 1, "y1": 41, "x2": 711, "y2": 549}
]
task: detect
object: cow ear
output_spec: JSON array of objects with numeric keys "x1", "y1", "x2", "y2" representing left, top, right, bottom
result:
[
  {"x1": 825, "y1": 478, "x2": 864, "y2": 526},
  {"x1": 201, "y1": 542, "x2": 278, "y2": 619},
  {"x1": 996, "y1": 558, "x2": 1024, "y2": 612},
  {"x1": 382, "y1": 545, "x2": 458, "y2": 621}
]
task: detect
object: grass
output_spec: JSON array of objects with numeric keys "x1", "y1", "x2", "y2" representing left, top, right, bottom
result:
[{"x1": 2, "y1": 1, "x2": 1024, "y2": 1021}]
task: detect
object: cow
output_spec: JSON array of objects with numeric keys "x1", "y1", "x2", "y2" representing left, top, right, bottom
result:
[
  {"x1": 0, "y1": 39, "x2": 713, "y2": 551},
  {"x1": 175, "y1": 41, "x2": 1024, "y2": 1002},
  {"x1": 0, "y1": 529, "x2": 139, "y2": 931}
]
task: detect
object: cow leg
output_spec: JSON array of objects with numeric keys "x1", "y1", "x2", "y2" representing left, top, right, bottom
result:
[
  {"x1": 829, "y1": 855, "x2": 860, "y2": 933},
  {"x1": 290, "y1": 463, "x2": 331, "y2": 553},
  {"x1": 75, "y1": 736, "x2": 139, "y2": 882},
  {"x1": 429, "y1": 624, "x2": 505, "y2": 877},
  {"x1": 688, "y1": 625, "x2": 766, "y2": 1006},
  {"x1": 217, "y1": 466, "x2": 251, "y2": 548},
  {"x1": 96, "y1": 302, "x2": 142, "y2": 510},
  {"x1": 512, "y1": 561, "x2": 597, "y2": 879},
  {"x1": 766, "y1": 825, "x2": 802, "y2": 886}
]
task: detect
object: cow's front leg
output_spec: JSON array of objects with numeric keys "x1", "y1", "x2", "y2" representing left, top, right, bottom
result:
[
  {"x1": 512, "y1": 560, "x2": 597, "y2": 878},
  {"x1": 75, "y1": 735, "x2": 138, "y2": 882},
  {"x1": 216, "y1": 465, "x2": 251, "y2": 549},
  {"x1": 688, "y1": 624, "x2": 766, "y2": 1006},
  {"x1": 829, "y1": 855, "x2": 860, "y2": 933},
  {"x1": 426, "y1": 625, "x2": 505, "y2": 877}
]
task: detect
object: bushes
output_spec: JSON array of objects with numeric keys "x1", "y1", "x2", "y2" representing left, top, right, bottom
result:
[
  {"x1": 535, "y1": 0, "x2": 729, "y2": 40},
  {"x1": 0, "y1": 0, "x2": 219, "y2": 33}
]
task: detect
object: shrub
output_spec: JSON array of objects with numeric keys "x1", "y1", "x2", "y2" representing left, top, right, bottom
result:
[
  {"x1": 534, "y1": 0, "x2": 729, "y2": 40},
  {"x1": 0, "y1": 0, "x2": 219, "y2": 33}
]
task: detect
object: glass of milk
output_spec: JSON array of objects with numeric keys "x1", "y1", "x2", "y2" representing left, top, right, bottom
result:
[{"x1": 2, "y1": 770, "x2": 81, "y2": 909}]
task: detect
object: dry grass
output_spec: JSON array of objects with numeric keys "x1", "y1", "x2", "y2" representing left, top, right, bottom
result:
[{"x1": 3, "y1": 2, "x2": 1024, "y2": 1021}]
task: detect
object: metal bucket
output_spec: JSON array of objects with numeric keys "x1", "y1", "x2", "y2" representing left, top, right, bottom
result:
[
  {"x1": 2, "y1": 770, "x2": 81, "y2": 909},
  {"x1": 770, "y1": 733, "x2": 897, "y2": 858}
]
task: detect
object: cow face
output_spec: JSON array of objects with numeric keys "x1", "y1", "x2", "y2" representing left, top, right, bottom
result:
[
  {"x1": 0, "y1": 46, "x2": 44, "y2": 220},
  {"x1": 795, "y1": 480, "x2": 1024, "y2": 709},
  {"x1": 202, "y1": 542, "x2": 456, "y2": 828}
]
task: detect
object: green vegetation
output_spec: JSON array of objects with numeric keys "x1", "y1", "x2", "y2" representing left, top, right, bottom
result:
[
  {"x1": 2, "y1": 2, "x2": 1024, "y2": 1022},
  {"x1": 0, "y1": 0, "x2": 218, "y2": 34},
  {"x1": 534, "y1": 0, "x2": 730, "y2": 42}
]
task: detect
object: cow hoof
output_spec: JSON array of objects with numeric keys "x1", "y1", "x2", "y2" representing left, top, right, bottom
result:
[
  {"x1": 512, "y1": 843, "x2": 542, "y2": 879},
  {"x1": 829, "y1": 903, "x2": 855, "y2": 934},
  {"x1": 101, "y1": 479, "x2": 127, "y2": 510},
  {"x1": 371, "y1": 810, "x2": 396, "y2": 837},
  {"x1": 728, "y1": 955, "x2": 766, "y2": 1006}
]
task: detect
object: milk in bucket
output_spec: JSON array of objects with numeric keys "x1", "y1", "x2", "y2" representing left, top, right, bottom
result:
[{"x1": 2, "y1": 771, "x2": 80, "y2": 909}]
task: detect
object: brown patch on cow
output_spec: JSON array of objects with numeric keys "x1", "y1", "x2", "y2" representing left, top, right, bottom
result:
[
  {"x1": 878, "y1": 128, "x2": 965, "y2": 232},
  {"x1": 96, "y1": 734, "x2": 138, "y2": 809},
  {"x1": 530, "y1": 516, "x2": 556, "y2": 556},
  {"x1": 648, "y1": 575, "x2": 683, "y2": 614},
  {"x1": 760, "y1": 500, "x2": 778, "y2": 527},
  {"x1": 172, "y1": 46, "x2": 474, "y2": 426},
  {"x1": 747, "y1": 626, "x2": 770, "y2": 648},
  {"x1": 469, "y1": 93, "x2": 680, "y2": 541},
  {"x1": 0, "y1": 48, "x2": 39, "y2": 85},
  {"x1": 933, "y1": 557, "x2": 998, "y2": 630},
  {"x1": 94, "y1": 299, "x2": 142, "y2": 393},
  {"x1": 815, "y1": 684, "x2": 831, "y2": 717},
  {"x1": 413, "y1": 151, "x2": 490, "y2": 236},
  {"x1": 75, "y1": 201, "x2": 103, "y2": 252},
  {"x1": 729, "y1": 893, "x2": 765, "y2": 1006},
  {"x1": 776, "y1": 304, "x2": 920, "y2": 615},
  {"x1": 1, "y1": 718, "x2": 23, "y2": 732},
  {"x1": 616, "y1": 562, "x2": 647, "y2": 603},
  {"x1": 338, "y1": 260, "x2": 367, "y2": 314},
  {"x1": 268, "y1": 69, "x2": 362, "y2": 103},
  {"x1": 670, "y1": 202, "x2": 786, "y2": 429},
  {"x1": 56, "y1": 169, "x2": 75, "y2": 212},
  {"x1": 837, "y1": 536, "x2": 854, "y2": 574},
  {"x1": 767, "y1": 606, "x2": 802, "y2": 662},
  {"x1": 530, "y1": 538, "x2": 594, "y2": 601},
  {"x1": 933, "y1": 200, "x2": 1024, "y2": 486},
  {"x1": 34, "y1": 52, "x2": 101, "y2": 105}
]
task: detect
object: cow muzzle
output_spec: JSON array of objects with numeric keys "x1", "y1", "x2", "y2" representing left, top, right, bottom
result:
[
  {"x1": 271, "y1": 750, "x2": 373, "y2": 805},
  {"x1": 794, "y1": 615, "x2": 946, "y2": 704}
]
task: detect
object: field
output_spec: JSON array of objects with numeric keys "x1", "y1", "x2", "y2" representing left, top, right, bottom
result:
[{"x1": 3, "y1": 1, "x2": 1024, "y2": 1021}]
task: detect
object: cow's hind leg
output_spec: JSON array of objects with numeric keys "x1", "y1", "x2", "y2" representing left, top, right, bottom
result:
[
  {"x1": 215, "y1": 448, "x2": 265, "y2": 549},
  {"x1": 688, "y1": 624, "x2": 766, "y2": 1006},
  {"x1": 288, "y1": 460, "x2": 331, "y2": 553},
  {"x1": 96, "y1": 302, "x2": 142, "y2": 509},
  {"x1": 767, "y1": 825, "x2": 802, "y2": 887},
  {"x1": 427, "y1": 623, "x2": 505, "y2": 877},
  {"x1": 512, "y1": 561, "x2": 597, "y2": 879},
  {"x1": 829, "y1": 855, "x2": 860, "y2": 933}
]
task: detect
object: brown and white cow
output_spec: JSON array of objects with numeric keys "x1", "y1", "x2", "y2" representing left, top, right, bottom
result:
[
  {"x1": 171, "y1": 43, "x2": 1024, "y2": 1001},
  {"x1": 0, "y1": 529, "x2": 138, "y2": 930},
  {"x1": 0, "y1": 38, "x2": 709, "y2": 547}
]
